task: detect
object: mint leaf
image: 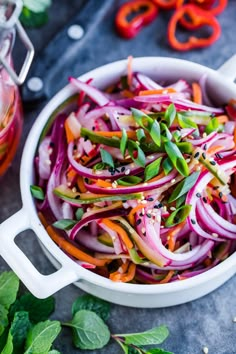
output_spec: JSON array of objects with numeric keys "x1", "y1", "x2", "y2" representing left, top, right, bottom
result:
[
  {"x1": 120, "y1": 325, "x2": 169, "y2": 346},
  {"x1": 1, "y1": 332, "x2": 13, "y2": 354},
  {"x1": 68, "y1": 309, "x2": 110, "y2": 350},
  {"x1": 0, "y1": 304, "x2": 8, "y2": 336},
  {"x1": 9, "y1": 293, "x2": 55, "y2": 324},
  {"x1": 24, "y1": 320, "x2": 61, "y2": 354},
  {"x1": 147, "y1": 349, "x2": 173, "y2": 354},
  {"x1": 72, "y1": 294, "x2": 110, "y2": 321},
  {"x1": 10, "y1": 311, "x2": 31, "y2": 353},
  {"x1": 0, "y1": 272, "x2": 19, "y2": 309}
]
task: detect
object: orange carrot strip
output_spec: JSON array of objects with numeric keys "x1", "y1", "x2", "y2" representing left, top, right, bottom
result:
[
  {"x1": 47, "y1": 225, "x2": 109, "y2": 267},
  {"x1": 67, "y1": 169, "x2": 77, "y2": 181},
  {"x1": 148, "y1": 171, "x2": 166, "y2": 183},
  {"x1": 139, "y1": 88, "x2": 176, "y2": 96},
  {"x1": 96, "y1": 179, "x2": 112, "y2": 188},
  {"x1": 102, "y1": 219, "x2": 133, "y2": 249},
  {"x1": 192, "y1": 82, "x2": 202, "y2": 105},
  {"x1": 216, "y1": 115, "x2": 229, "y2": 124},
  {"x1": 95, "y1": 131, "x2": 137, "y2": 139},
  {"x1": 77, "y1": 175, "x2": 86, "y2": 193},
  {"x1": 167, "y1": 221, "x2": 186, "y2": 252},
  {"x1": 206, "y1": 145, "x2": 224, "y2": 155},
  {"x1": 122, "y1": 90, "x2": 135, "y2": 98},
  {"x1": 159, "y1": 270, "x2": 175, "y2": 284},
  {"x1": 64, "y1": 119, "x2": 75, "y2": 143},
  {"x1": 128, "y1": 204, "x2": 145, "y2": 226},
  {"x1": 38, "y1": 212, "x2": 109, "y2": 267},
  {"x1": 121, "y1": 263, "x2": 136, "y2": 282},
  {"x1": 127, "y1": 55, "x2": 133, "y2": 88}
]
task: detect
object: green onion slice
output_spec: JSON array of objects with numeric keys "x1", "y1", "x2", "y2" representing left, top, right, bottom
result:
[
  {"x1": 53, "y1": 219, "x2": 77, "y2": 230},
  {"x1": 100, "y1": 148, "x2": 114, "y2": 168},
  {"x1": 117, "y1": 176, "x2": 143, "y2": 186},
  {"x1": 120, "y1": 128, "x2": 128, "y2": 157},
  {"x1": 165, "y1": 205, "x2": 191, "y2": 227},
  {"x1": 144, "y1": 157, "x2": 162, "y2": 181},
  {"x1": 164, "y1": 103, "x2": 176, "y2": 127},
  {"x1": 30, "y1": 185, "x2": 45, "y2": 200},
  {"x1": 127, "y1": 140, "x2": 146, "y2": 167},
  {"x1": 164, "y1": 141, "x2": 189, "y2": 177},
  {"x1": 168, "y1": 171, "x2": 200, "y2": 203}
]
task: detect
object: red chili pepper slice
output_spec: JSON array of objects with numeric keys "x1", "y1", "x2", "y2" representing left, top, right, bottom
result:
[
  {"x1": 115, "y1": 0, "x2": 158, "y2": 39},
  {"x1": 190, "y1": 0, "x2": 228, "y2": 15},
  {"x1": 167, "y1": 4, "x2": 221, "y2": 51},
  {"x1": 150, "y1": 0, "x2": 178, "y2": 10}
]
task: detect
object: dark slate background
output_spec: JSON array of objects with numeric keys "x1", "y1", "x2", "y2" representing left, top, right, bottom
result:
[{"x1": 0, "y1": 1, "x2": 236, "y2": 353}]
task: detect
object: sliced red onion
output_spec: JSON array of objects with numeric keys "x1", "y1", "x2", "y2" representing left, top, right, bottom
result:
[
  {"x1": 134, "y1": 93, "x2": 185, "y2": 103},
  {"x1": 186, "y1": 157, "x2": 236, "y2": 240},
  {"x1": 135, "y1": 72, "x2": 163, "y2": 90},
  {"x1": 68, "y1": 142, "x2": 160, "y2": 180},
  {"x1": 85, "y1": 167, "x2": 177, "y2": 194},
  {"x1": 167, "y1": 79, "x2": 191, "y2": 93},
  {"x1": 69, "y1": 77, "x2": 109, "y2": 107},
  {"x1": 186, "y1": 131, "x2": 217, "y2": 146},
  {"x1": 178, "y1": 128, "x2": 196, "y2": 139},
  {"x1": 76, "y1": 102, "x2": 90, "y2": 121},
  {"x1": 69, "y1": 208, "x2": 128, "y2": 240},
  {"x1": 99, "y1": 222, "x2": 124, "y2": 254},
  {"x1": 224, "y1": 121, "x2": 235, "y2": 135},
  {"x1": 61, "y1": 201, "x2": 73, "y2": 219},
  {"x1": 75, "y1": 230, "x2": 115, "y2": 253},
  {"x1": 38, "y1": 136, "x2": 51, "y2": 180}
]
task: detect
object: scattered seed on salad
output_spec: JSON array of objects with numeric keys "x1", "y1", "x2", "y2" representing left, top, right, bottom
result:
[
  {"x1": 194, "y1": 152, "x2": 200, "y2": 158},
  {"x1": 146, "y1": 213, "x2": 152, "y2": 218},
  {"x1": 196, "y1": 193, "x2": 201, "y2": 198},
  {"x1": 191, "y1": 219, "x2": 196, "y2": 224},
  {"x1": 203, "y1": 144, "x2": 207, "y2": 151},
  {"x1": 203, "y1": 133, "x2": 207, "y2": 138},
  {"x1": 136, "y1": 219, "x2": 142, "y2": 226},
  {"x1": 147, "y1": 197, "x2": 154, "y2": 201},
  {"x1": 141, "y1": 227, "x2": 146, "y2": 234},
  {"x1": 154, "y1": 203, "x2": 163, "y2": 209},
  {"x1": 219, "y1": 192, "x2": 223, "y2": 199},
  {"x1": 121, "y1": 166, "x2": 125, "y2": 172},
  {"x1": 171, "y1": 179, "x2": 176, "y2": 184},
  {"x1": 212, "y1": 233, "x2": 218, "y2": 238},
  {"x1": 170, "y1": 206, "x2": 176, "y2": 211},
  {"x1": 203, "y1": 197, "x2": 208, "y2": 203},
  {"x1": 202, "y1": 152, "x2": 206, "y2": 159},
  {"x1": 210, "y1": 160, "x2": 216, "y2": 166},
  {"x1": 125, "y1": 169, "x2": 130, "y2": 175}
]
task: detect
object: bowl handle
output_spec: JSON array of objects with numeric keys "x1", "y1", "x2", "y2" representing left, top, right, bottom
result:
[
  {"x1": 0, "y1": 208, "x2": 79, "y2": 298},
  {"x1": 217, "y1": 54, "x2": 236, "y2": 82}
]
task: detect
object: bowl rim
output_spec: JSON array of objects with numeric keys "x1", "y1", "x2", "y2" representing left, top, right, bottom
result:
[{"x1": 20, "y1": 56, "x2": 236, "y2": 295}]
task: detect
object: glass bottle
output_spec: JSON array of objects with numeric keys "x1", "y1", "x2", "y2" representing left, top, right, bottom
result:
[{"x1": 0, "y1": 0, "x2": 34, "y2": 176}]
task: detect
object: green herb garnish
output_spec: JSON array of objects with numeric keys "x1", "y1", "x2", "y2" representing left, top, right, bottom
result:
[
  {"x1": 165, "y1": 205, "x2": 192, "y2": 227},
  {"x1": 177, "y1": 113, "x2": 199, "y2": 136},
  {"x1": 120, "y1": 128, "x2": 128, "y2": 157},
  {"x1": 127, "y1": 140, "x2": 146, "y2": 167},
  {"x1": 144, "y1": 157, "x2": 163, "y2": 181},
  {"x1": 168, "y1": 171, "x2": 200, "y2": 203},
  {"x1": 30, "y1": 185, "x2": 45, "y2": 200},
  {"x1": 94, "y1": 162, "x2": 106, "y2": 170},
  {"x1": 164, "y1": 103, "x2": 176, "y2": 127},
  {"x1": 117, "y1": 176, "x2": 143, "y2": 186},
  {"x1": 75, "y1": 208, "x2": 84, "y2": 221},
  {"x1": 136, "y1": 128, "x2": 146, "y2": 142},
  {"x1": 162, "y1": 157, "x2": 173, "y2": 175},
  {"x1": 52, "y1": 219, "x2": 77, "y2": 231},
  {"x1": 100, "y1": 148, "x2": 114, "y2": 168},
  {"x1": 164, "y1": 141, "x2": 189, "y2": 177},
  {"x1": 205, "y1": 117, "x2": 220, "y2": 134}
]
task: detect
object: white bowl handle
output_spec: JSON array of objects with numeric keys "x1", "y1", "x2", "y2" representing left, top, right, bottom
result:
[
  {"x1": 0, "y1": 208, "x2": 79, "y2": 298},
  {"x1": 217, "y1": 54, "x2": 236, "y2": 82}
]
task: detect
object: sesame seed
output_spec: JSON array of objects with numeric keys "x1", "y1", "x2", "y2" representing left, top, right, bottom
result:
[
  {"x1": 136, "y1": 219, "x2": 142, "y2": 226},
  {"x1": 95, "y1": 170, "x2": 103, "y2": 175},
  {"x1": 170, "y1": 206, "x2": 176, "y2": 211},
  {"x1": 191, "y1": 219, "x2": 196, "y2": 224},
  {"x1": 125, "y1": 155, "x2": 131, "y2": 160},
  {"x1": 210, "y1": 160, "x2": 216, "y2": 166},
  {"x1": 141, "y1": 200, "x2": 147, "y2": 204},
  {"x1": 203, "y1": 133, "x2": 207, "y2": 138},
  {"x1": 45, "y1": 159, "x2": 51, "y2": 165},
  {"x1": 160, "y1": 225, "x2": 164, "y2": 228},
  {"x1": 202, "y1": 152, "x2": 206, "y2": 159},
  {"x1": 163, "y1": 206, "x2": 167, "y2": 212},
  {"x1": 196, "y1": 193, "x2": 201, "y2": 198},
  {"x1": 147, "y1": 197, "x2": 154, "y2": 201},
  {"x1": 156, "y1": 215, "x2": 161, "y2": 223},
  {"x1": 142, "y1": 183, "x2": 148, "y2": 186},
  {"x1": 154, "y1": 203, "x2": 163, "y2": 209},
  {"x1": 125, "y1": 169, "x2": 130, "y2": 175},
  {"x1": 142, "y1": 208, "x2": 145, "y2": 215},
  {"x1": 202, "y1": 346, "x2": 209, "y2": 354},
  {"x1": 141, "y1": 227, "x2": 146, "y2": 234},
  {"x1": 112, "y1": 182, "x2": 117, "y2": 188},
  {"x1": 146, "y1": 213, "x2": 152, "y2": 218},
  {"x1": 219, "y1": 192, "x2": 223, "y2": 199},
  {"x1": 212, "y1": 233, "x2": 218, "y2": 238},
  {"x1": 171, "y1": 179, "x2": 176, "y2": 184},
  {"x1": 203, "y1": 197, "x2": 207, "y2": 203},
  {"x1": 121, "y1": 166, "x2": 125, "y2": 172},
  {"x1": 186, "y1": 158, "x2": 191, "y2": 163},
  {"x1": 147, "y1": 155, "x2": 154, "y2": 160},
  {"x1": 203, "y1": 144, "x2": 207, "y2": 151},
  {"x1": 72, "y1": 187, "x2": 77, "y2": 193}
]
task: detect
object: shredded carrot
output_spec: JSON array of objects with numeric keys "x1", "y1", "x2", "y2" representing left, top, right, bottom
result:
[
  {"x1": 64, "y1": 119, "x2": 75, "y2": 143},
  {"x1": 139, "y1": 88, "x2": 176, "y2": 96},
  {"x1": 122, "y1": 89, "x2": 134, "y2": 98},
  {"x1": 77, "y1": 175, "x2": 86, "y2": 193},
  {"x1": 206, "y1": 145, "x2": 224, "y2": 155},
  {"x1": 109, "y1": 262, "x2": 136, "y2": 283},
  {"x1": 96, "y1": 179, "x2": 112, "y2": 188},
  {"x1": 101, "y1": 219, "x2": 133, "y2": 249},
  {"x1": 192, "y1": 82, "x2": 202, "y2": 105},
  {"x1": 128, "y1": 204, "x2": 146, "y2": 226},
  {"x1": 159, "y1": 270, "x2": 175, "y2": 284},
  {"x1": 67, "y1": 168, "x2": 77, "y2": 181},
  {"x1": 167, "y1": 221, "x2": 186, "y2": 252},
  {"x1": 95, "y1": 130, "x2": 137, "y2": 139},
  {"x1": 216, "y1": 115, "x2": 229, "y2": 124},
  {"x1": 80, "y1": 154, "x2": 93, "y2": 165},
  {"x1": 203, "y1": 258, "x2": 212, "y2": 267},
  {"x1": 127, "y1": 55, "x2": 133, "y2": 88},
  {"x1": 148, "y1": 171, "x2": 166, "y2": 183},
  {"x1": 38, "y1": 212, "x2": 109, "y2": 267}
]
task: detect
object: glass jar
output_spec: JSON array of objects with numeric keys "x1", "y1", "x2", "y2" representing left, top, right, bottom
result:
[{"x1": 0, "y1": 0, "x2": 34, "y2": 176}]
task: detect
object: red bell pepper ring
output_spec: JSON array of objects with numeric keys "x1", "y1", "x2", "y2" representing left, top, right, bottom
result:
[
  {"x1": 190, "y1": 0, "x2": 228, "y2": 15},
  {"x1": 167, "y1": 4, "x2": 221, "y2": 51},
  {"x1": 115, "y1": 0, "x2": 158, "y2": 39},
  {"x1": 150, "y1": 0, "x2": 178, "y2": 10}
]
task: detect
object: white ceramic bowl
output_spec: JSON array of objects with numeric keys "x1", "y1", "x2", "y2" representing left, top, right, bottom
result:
[{"x1": 1, "y1": 56, "x2": 236, "y2": 308}]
